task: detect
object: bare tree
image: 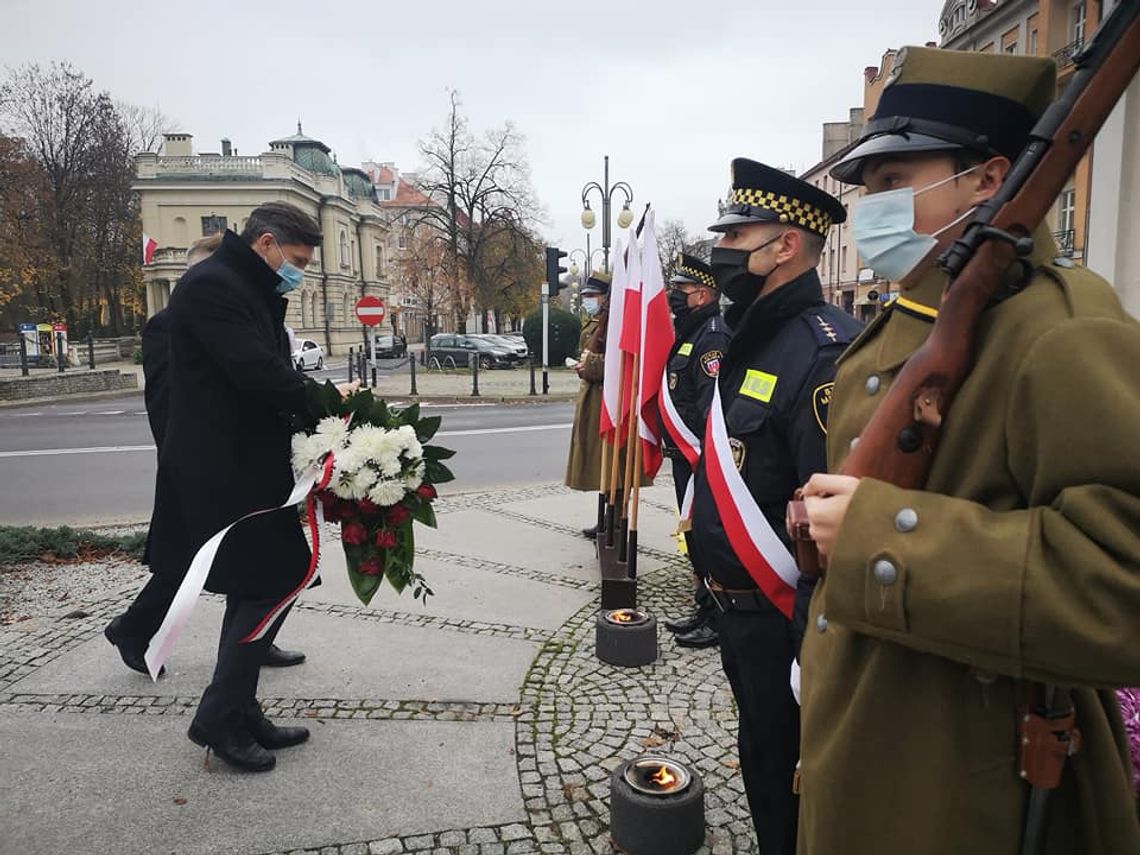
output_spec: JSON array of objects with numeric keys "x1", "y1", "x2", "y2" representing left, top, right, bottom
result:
[
  {"x1": 116, "y1": 101, "x2": 179, "y2": 155},
  {"x1": 657, "y1": 218, "x2": 694, "y2": 283},
  {"x1": 398, "y1": 225, "x2": 453, "y2": 349}
]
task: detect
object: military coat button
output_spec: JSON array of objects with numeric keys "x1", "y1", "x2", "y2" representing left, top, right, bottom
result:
[
  {"x1": 872, "y1": 559, "x2": 898, "y2": 586},
  {"x1": 849, "y1": 436, "x2": 860, "y2": 451},
  {"x1": 865, "y1": 374, "x2": 881, "y2": 395},
  {"x1": 815, "y1": 613, "x2": 829, "y2": 632},
  {"x1": 894, "y1": 508, "x2": 918, "y2": 532}
]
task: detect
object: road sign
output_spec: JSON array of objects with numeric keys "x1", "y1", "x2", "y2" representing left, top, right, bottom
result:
[{"x1": 355, "y1": 296, "x2": 386, "y2": 326}]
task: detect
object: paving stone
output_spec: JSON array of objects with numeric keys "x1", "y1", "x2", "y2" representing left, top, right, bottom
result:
[{"x1": 368, "y1": 841, "x2": 404, "y2": 855}]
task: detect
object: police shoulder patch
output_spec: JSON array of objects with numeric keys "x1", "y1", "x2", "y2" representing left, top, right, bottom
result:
[
  {"x1": 668, "y1": 371, "x2": 679, "y2": 390},
  {"x1": 700, "y1": 350, "x2": 723, "y2": 377},
  {"x1": 677, "y1": 342, "x2": 694, "y2": 357},
  {"x1": 728, "y1": 437, "x2": 747, "y2": 471},
  {"x1": 812, "y1": 382, "x2": 833, "y2": 434}
]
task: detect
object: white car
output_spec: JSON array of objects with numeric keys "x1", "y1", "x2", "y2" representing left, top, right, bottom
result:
[{"x1": 292, "y1": 338, "x2": 324, "y2": 371}]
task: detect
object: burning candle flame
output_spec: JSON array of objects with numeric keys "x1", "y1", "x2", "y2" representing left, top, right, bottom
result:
[
  {"x1": 649, "y1": 764, "x2": 676, "y2": 788},
  {"x1": 612, "y1": 610, "x2": 635, "y2": 623}
]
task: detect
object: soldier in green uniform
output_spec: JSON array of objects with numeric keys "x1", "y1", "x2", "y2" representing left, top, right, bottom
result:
[
  {"x1": 565, "y1": 272, "x2": 611, "y2": 522},
  {"x1": 797, "y1": 48, "x2": 1140, "y2": 854},
  {"x1": 658, "y1": 254, "x2": 731, "y2": 649}
]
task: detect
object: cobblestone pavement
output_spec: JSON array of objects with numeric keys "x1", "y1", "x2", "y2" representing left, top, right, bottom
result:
[{"x1": 0, "y1": 481, "x2": 756, "y2": 854}]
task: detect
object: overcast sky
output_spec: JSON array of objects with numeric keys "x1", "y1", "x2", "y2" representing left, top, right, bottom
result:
[{"x1": 6, "y1": 0, "x2": 940, "y2": 254}]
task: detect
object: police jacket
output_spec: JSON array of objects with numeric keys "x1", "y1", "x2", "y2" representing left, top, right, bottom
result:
[
  {"x1": 690, "y1": 268, "x2": 862, "y2": 594},
  {"x1": 661, "y1": 301, "x2": 731, "y2": 454}
]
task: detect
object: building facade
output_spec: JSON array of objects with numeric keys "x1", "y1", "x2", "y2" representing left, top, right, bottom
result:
[{"x1": 134, "y1": 126, "x2": 391, "y2": 355}]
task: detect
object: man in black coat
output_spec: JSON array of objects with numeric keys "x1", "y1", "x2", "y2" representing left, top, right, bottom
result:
[
  {"x1": 107, "y1": 233, "x2": 306, "y2": 675},
  {"x1": 689, "y1": 160, "x2": 862, "y2": 852},
  {"x1": 145, "y1": 202, "x2": 340, "y2": 772}
]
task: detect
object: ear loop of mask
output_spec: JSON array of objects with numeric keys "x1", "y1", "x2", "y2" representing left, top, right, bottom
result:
[{"x1": 917, "y1": 165, "x2": 981, "y2": 238}]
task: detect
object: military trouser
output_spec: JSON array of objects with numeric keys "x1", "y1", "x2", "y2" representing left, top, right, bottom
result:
[
  {"x1": 670, "y1": 455, "x2": 714, "y2": 616},
  {"x1": 716, "y1": 602, "x2": 799, "y2": 854}
]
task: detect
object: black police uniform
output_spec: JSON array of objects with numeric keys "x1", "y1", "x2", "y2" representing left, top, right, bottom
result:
[
  {"x1": 661, "y1": 301, "x2": 730, "y2": 626},
  {"x1": 690, "y1": 268, "x2": 860, "y2": 853}
]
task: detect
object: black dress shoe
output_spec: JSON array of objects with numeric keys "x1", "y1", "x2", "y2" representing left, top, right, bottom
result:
[
  {"x1": 187, "y1": 722, "x2": 276, "y2": 772},
  {"x1": 104, "y1": 616, "x2": 164, "y2": 678},
  {"x1": 262, "y1": 644, "x2": 305, "y2": 668},
  {"x1": 247, "y1": 716, "x2": 310, "y2": 750},
  {"x1": 664, "y1": 612, "x2": 706, "y2": 635},
  {"x1": 675, "y1": 623, "x2": 720, "y2": 649},
  {"x1": 581, "y1": 524, "x2": 599, "y2": 539}
]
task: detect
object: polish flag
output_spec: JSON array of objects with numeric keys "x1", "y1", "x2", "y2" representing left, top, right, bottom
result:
[
  {"x1": 142, "y1": 233, "x2": 158, "y2": 265},
  {"x1": 619, "y1": 230, "x2": 642, "y2": 358},
  {"x1": 599, "y1": 238, "x2": 627, "y2": 438},
  {"x1": 636, "y1": 210, "x2": 673, "y2": 478}
]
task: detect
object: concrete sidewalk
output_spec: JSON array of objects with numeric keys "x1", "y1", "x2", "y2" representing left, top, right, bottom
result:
[{"x1": 0, "y1": 482, "x2": 755, "y2": 855}]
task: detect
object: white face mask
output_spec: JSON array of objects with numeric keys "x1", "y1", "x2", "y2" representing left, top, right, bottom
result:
[
  {"x1": 851, "y1": 166, "x2": 979, "y2": 283},
  {"x1": 582, "y1": 298, "x2": 601, "y2": 316}
]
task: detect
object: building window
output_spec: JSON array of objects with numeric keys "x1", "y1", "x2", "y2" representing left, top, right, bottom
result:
[
  {"x1": 841, "y1": 246, "x2": 848, "y2": 273},
  {"x1": 351, "y1": 240, "x2": 357, "y2": 273},
  {"x1": 1058, "y1": 188, "x2": 1076, "y2": 233},
  {"x1": 979, "y1": 41, "x2": 995, "y2": 53},
  {"x1": 1072, "y1": 1, "x2": 1087, "y2": 44},
  {"x1": 1029, "y1": 27, "x2": 1038, "y2": 55},
  {"x1": 378, "y1": 188, "x2": 391, "y2": 201},
  {"x1": 339, "y1": 231, "x2": 349, "y2": 268},
  {"x1": 1002, "y1": 25, "x2": 1019, "y2": 53},
  {"x1": 201, "y1": 215, "x2": 227, "y2": 235},
  {"x1": 398, "y1": 231, "x2": 408, "y2": 250}
]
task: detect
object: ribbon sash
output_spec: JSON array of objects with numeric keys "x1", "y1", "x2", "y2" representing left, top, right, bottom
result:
[
  {"x1": 144, "y1": 456, "x2": 333, "y2": 681},
  {"x1": 702, "y1": 382, "x2": 798, "y2": 618},
  {"x1": 659, "y1": 366, "x2": 702, "y2": 522}
]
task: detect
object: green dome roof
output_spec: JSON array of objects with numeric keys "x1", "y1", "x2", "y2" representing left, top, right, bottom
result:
[{"x1": 270, "y1": 122, "x2": 340, "y2": 176}]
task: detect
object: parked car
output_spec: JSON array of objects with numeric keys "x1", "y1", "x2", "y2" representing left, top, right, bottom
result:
[
  {"x1": 428, "y1": 333, "x2": 521, "y2": 369},
  {"x1": 372, "y1": 333, "x2": 408, "y2": 358},
  {"x1": 474, "y1": 333, "x2": 528, "y2": 359},
  {"x1": 292, "y1": 338, "x2": 324, "y2": 371}
]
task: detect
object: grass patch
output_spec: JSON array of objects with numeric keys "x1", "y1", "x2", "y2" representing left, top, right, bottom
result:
[{"x1": 0, "y1": 525, "x2": 146, "y2": 566}]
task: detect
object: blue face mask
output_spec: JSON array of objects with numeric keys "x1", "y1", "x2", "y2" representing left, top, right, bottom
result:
[
  {"x1": 851, "y1": 167, "x2": 978, "y2": 283},
  {"x1": 272, "y1": 239, "x2": 306, "y2": 294},
  {"x1": 582, "y1": 297, "x2": 601, "y2": 316}
]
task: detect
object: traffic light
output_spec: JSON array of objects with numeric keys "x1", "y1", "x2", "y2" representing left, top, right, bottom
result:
[{"x1": 545, "y1": 246, "x2": 568, "y2": 298}]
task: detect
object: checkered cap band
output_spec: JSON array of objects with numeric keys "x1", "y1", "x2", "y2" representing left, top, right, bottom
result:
[
  {"x1": 676, "y1": 264, "x2": 716, "y2": 289},
  {"x1": 728, "y1": 188, "x2": 833, "y2": 236}
]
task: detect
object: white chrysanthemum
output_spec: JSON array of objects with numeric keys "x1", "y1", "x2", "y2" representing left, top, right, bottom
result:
[
  {"x1": 315, "y1": 416, "x2": 350, "y2": 450},
  {"x1": 403, "y1": 463, "x2": 426, "y2": 491},
  {"x1": 376, "y1": 452, "x2": 402, "y2": 478},
  {"x1": 355, "y1": 465, "x2": 379, "y2": 489},
  {"x1": 291, "y1": 432, "x2": 315, "y2": 470},
  {"x1": 369, "y1": 478, "x2": 408, "y2": 507}
]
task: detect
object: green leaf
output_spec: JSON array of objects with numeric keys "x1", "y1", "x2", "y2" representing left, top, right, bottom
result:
[
  {"x1": 369, "y1": 398, "x2": 391, "y2": 427},
  {"x1": 416, "y1": 416, "x2": 442, "y2": 442},
  {"x1": 397, "y1": 403, "x2": 420, "y2": 425},
  {"x1": 425, "y1": 460, "x2": 455, "y2": 484},
  {"x1": 344, "y1": 552, "x2": 382, "y2": 606},
  {"x1": 422, "y1": 444, "x2": 455, "y2": 461},
  {"x1": 411, "y1": 501, "x2": 437, "y2": 529}
]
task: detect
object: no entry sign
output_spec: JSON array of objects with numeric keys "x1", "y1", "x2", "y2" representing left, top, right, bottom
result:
[{"x1": 355, "y1": 296, "x2": 386, "y2": 326}]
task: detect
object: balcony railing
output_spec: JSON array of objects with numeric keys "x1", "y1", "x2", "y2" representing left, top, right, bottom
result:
[
  {"x1": 1053, "y1": 229, "x2": 1076, "y2": 257},
  {"x1": 1053, "y1": 38, "x2": 1083, "y2": 69}
]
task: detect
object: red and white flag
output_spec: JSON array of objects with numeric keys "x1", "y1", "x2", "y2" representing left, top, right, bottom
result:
[
  {"x1": 636, "y1": 211, "x2": 673, "y2": 478},
  {"x1": 618, "y1": 230, "x2": 642, "y2": 360},
  {"x1": 142, "y1": 233, "x2": 158, "y2": 265},
  {"x1": 600, "y1": 237, "x2": 627, "y2": 438}
]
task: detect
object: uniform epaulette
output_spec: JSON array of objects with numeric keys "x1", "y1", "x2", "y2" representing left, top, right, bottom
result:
[
  {"x1": 801, "y1": 309, "x2": 855, "y2": 349},
  {"x1": 706, "y1": 314, "x2": 725, "y2": 333}
]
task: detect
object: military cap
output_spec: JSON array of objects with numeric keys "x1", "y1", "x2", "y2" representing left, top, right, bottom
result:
[
  {"x1": 671, "y1": 253, "x2": 717, "y2": 290},
  {"x1": 831, "y1": 46, "x2": 1056, "y2": 185},
  {"x1": 709, "y1": 158, "x2": 846, "y2": 236},
  {"x1": 581, "y1": 270, "x2": 611, "y2": 296}
]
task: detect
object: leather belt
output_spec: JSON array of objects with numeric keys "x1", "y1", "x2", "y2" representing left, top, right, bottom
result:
[{"x1": 704, "y1": 578, "x2": 775, "y2": 613}]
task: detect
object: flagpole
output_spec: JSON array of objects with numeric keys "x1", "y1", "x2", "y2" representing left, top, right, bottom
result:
[
  {"x1": 605, "y1": 350, "x2": 629, "y2": 547},
  {"x1": 597, "y1": 433, "x2": 609, "y2": 536},
  {"x1": 619, "y1": 350, "x2": 640, "y2": 564},
  {"x1": 628, "y1": 421, "x2": 644, "y2": 579}
]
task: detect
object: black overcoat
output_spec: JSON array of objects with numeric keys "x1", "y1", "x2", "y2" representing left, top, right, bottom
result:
[{"x1": 148, "y1": 231, "x2": 311, "y2": 601}]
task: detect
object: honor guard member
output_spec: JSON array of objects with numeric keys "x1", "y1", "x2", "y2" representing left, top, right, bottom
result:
[
  {"x1": 658, "y1": 254, "x2": 731, "y2": 649},
  {"x1": 797, "y1": 48, "x2": 1140, "y2": 854},
  {"x1": 566, "y1": 271, "x2": 611, "y2": 535},
  {"x1": 689, "y1": 158, "x2": 860, "y2": 853}
]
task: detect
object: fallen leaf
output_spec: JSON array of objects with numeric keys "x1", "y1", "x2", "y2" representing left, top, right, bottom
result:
[
  {"x1": 721, "y1": 759, "x2": 740, "y2": 770},
  {"x1": 640, "y1": 735, "x2": 666, "y2": 748},
  {"x1": 303, "y1": 710, "x2": 319, "y2": 718},
  {"x1": 173, "y1": 797, "x2": 188, "y2": 805},
  {"x1": 509, "y1": 706, "x2": 523, "y2": 717}
]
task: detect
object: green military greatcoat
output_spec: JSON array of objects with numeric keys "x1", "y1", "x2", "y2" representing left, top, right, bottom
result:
[
  {"x1": 564, "y1": 316, "x2": 606, "y2": 491},
  {"x1": 799, "y1": 228, "x2": 1140, "y2": 854}
]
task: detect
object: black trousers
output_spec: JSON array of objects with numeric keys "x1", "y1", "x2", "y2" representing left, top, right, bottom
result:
[
  {"x1": 670, "y1": 456, "x2": 713, "y2": 614},
  {"x1": 193, "y1": 595, "x2": 292, "y2": 731},
  {"x1": 717, "y1": 605, "x2": 800, "y2": 854},
  {"x1": 118, "y1": 569, "x2": 185, "y2": 642}
]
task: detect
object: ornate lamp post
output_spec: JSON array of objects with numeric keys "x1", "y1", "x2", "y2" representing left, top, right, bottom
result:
[
  {"x1": 568, "y1": 248, "x2": 607, "y2": 314},
  {"x1": 580, "y1": 155, "x2": 634, "y2": 273}
]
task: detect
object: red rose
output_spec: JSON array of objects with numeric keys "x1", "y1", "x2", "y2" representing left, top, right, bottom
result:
[
  {"x1": 358, "y1": 558, "x2": 383, "y2": 576},
  {"x1": 416, "y1": 484, "x2": 437, "y2": 500},
  {"x1": 341, "y1": 521, "x2": 368, "y2": 546},
  {"x1": 358, "y1": 498, "x2": 381, "y2": 516},
  {"x1": 386, "y1": 504, "x2": 411, "y2": 526},
  {"x1": 374, "y1": 529, "x2": 398, "y2": 549},
  {"x1": 335, "y1": 499, "x2": 357, "y2": 520}
]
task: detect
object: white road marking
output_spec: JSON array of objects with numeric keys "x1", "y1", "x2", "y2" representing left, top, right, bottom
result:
[
  {"x1": 96, "y1": 410, "x2": 125, "y2": 415},
  {"x1": 0, "y1": 423, "x2": 573, "y2": 458}
]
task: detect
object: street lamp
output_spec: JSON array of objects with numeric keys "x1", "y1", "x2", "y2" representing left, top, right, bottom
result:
[{"x1": 580, "y1": 155, "x2": 634, "y2": 273}]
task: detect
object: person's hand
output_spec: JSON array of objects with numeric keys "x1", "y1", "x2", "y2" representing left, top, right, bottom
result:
[
  {"x1": 336, "y1": 380, "x2": 361, "y2": 399},
  {"x1": 800, "y1": 473, "x2": 861, "y2": 558}
]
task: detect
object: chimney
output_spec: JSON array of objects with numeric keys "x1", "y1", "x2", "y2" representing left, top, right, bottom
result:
[
  {"x1": 163, "y1": 133, "x2": 193, "y2": 157},
  {"x1": 864, "y1": 65, "x2": 880, "y2": 84},
  {"x1": 925, "y1": 40, "x2": 938, "y2": 48},
  {"x1": 221, "y1": 138, "x2": 232, "y2": 157}
]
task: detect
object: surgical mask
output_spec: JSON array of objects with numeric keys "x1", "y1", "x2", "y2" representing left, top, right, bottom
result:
[
  {"x1": 851, "y1": 167, "x2": 979, "y2": 283},
  {"x1": 272, "y1": 239, "x2": 306, "y2": 294},
  {"x1": 668, "y1": 288, "x2": 693, "y2": 318},
  {"x1": 710, "y1": 234, "x2": 783, "y2": 305},
  {"x1": 582, "y1": 297, "x2": 601, "y2": 316}
]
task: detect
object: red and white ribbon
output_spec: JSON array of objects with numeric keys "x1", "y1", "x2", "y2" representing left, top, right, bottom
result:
[
  {"x1": 144, "y1": 455, "x2": 334, "y2": 681},
  {"x1": 658, "y1": 366, "x2": 702, "y2": 521},
  {"x1": 703, "y1": 382, "x2": 798, "y2": 618}
]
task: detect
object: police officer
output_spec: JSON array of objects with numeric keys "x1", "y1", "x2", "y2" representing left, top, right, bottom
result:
[
  {"x1": 689, "y1": 159, "x2": 860, "y2": 853},
  {"x1": 797, "y1": 47, "x2": 1140, "y2": 855},
  {"x1": 658, "y1": 254, "x2": 730, "y2": 649}
]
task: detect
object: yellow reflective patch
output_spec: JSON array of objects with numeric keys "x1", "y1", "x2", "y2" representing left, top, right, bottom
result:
[
  {"x1": 739, "y1": 369, "x2": 777, "y2": 403},
  {"x1": 677, "y1": 342, "x2": 694, "y2": 356}
]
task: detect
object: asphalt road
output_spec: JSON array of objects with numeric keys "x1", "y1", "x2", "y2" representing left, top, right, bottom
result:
[{"x1": 0, "y1": 392, "x2": 574, "y2": 527}]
